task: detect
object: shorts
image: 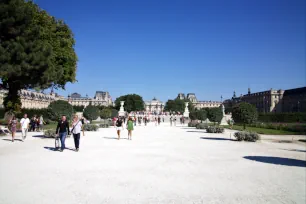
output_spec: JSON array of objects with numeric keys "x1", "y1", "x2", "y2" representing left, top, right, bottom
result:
[{"x1": 116, "y1": 127, "x2": 122, "y2": 131}]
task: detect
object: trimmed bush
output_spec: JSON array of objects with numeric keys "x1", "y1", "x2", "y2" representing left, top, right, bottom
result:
[
  {"x1": 48, "y1": 100, "x2": 74, "y2": 121},
  {"x1": 206, "y1": 126, "x2": 224, "y2": 133},
  {"x1": 234, "y1": 131, "x2": 260, "y2": 142},
  {"x1": 83, "y1": 124, "x2": 98, "y2": 131},
  {"x1": 0, "y1": 108, "x2": 5, "y2": 119},
  {"x1": 99, "y1": 124, "x2": 109, "y2": 128},
  {"x1": 232, "y1": 102, "x2": 258, "y2": 129},
  {"x1": 83, "y1": 105, "x2": 99, "y2": 121},
  {"x1": 44, "y1": 129, "x2": 57, "y2": 138},
  {"x1": 188, "y1": 121, "x2": 199, "y2": 127},
  {"x1": 196, "y1": 123, "x2": 208, "y2": 129},
  {"x1": 73, "y1": 105, "x2": 84, "y2": 112}
]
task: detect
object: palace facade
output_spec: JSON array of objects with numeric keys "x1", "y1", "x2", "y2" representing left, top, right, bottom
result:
[
  {"x1": 227, "y1": 87, "x2": 306, "y2": 113},
  {"x1": 144, "y1": 97, "x2": 165, "y2": 114},
  {"x1": 68, "y1": 91, "x2": 113, "y2": 107},
  {"x1": 177, "y1": 93, "x2": 222, "y2": 109}
]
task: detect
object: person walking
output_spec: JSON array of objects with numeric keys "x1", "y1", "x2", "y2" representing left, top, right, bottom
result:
[
  {"x1": 127, "y1": 117, "x2": 134, "y2": 140},
  {"x1": 174, "y1": 115, "x2": 177, "y2": 126},
  {"x1": 170, "y1": 115, "x2": 173, "y2": 126},
  {"x1": 9, "y1": 116, "x2": 18, "y2": 142},
  {"x1": 20, "y1": 114, "x2": 30, "y2": 141},
  {"x1": 158, "y1": 116, "x2": 161, "y2": 125},
  {"x1": 71, "y1": 115, "x2": 82, "y2": 152},
  {"x1": 116, "y1": 117, "x2": 123, "y2": 140},
  {"x1": 39, "y1": 115, "x2": 45, "y2": 131},
  {"x1": 56, "y1": 115, "x2": 70, "y2": 152}
]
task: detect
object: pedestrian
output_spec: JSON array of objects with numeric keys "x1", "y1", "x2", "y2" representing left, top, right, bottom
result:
[
  {"x1": 81, "y1": 116, "x2": 85, "y2": 136},
  {"x1": 158, "y1": 116, "x2": 161, "y2": 125},
  {"x1": 71, "y1": 115, "x2": 82, "y2": 152},
  {"x1": 174, "y1": 116, "x2": 177, "y2": 126},
  {"x1": 56, "y1": 115, "x2": 70, "y2": 152},
  {"x1": 127, "y1": 117, "x2": 134, "y2": 140},
  {"x1": 170, "y1": 115, "x2": 173, "y2": 126},
  {"x1": 144, "y1": 116, "x2": 147, "y2": 126},
  {"x1": 20, "y1": 114, "x2": 30, "y2": 141},
  {"x1": 9, "y1": 116, "x2": 18, "y2": 142},
  {"x1": 39, "y1": 115, "x2": 45, "y2": 131},
  {"x1": 116, "y1": 117, "x2": 123, "y2": 140},
  {"x1": 162, "y1": 115, "x2": 164, "y2": 122},
  {"x1": 155, "y1": 117, "x2": 157, "y2": 126},
  {"x1": 134, "y1": 116, "x2": 137, "y2": 126}
]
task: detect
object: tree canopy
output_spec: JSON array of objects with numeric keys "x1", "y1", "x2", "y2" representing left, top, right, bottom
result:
[
  {"x1": 83, "y1": 105, "x2": 99, "y2": 121},
  {"x1": 100, "y1": 108, "x2": 112, "y2": 119},
  {"x1": 232, "y1": 102, "x2": 258, "y2": 129},
  {"x1": 164, "y1": 99, "x2": 194, "y2": 114},
  {"x1": 47, "y1": 100, "x2": 74, "y2": 121},
  {"x1": 0, "y1": 0, "x2": 77, "y2": 112},
  {"x1": 207, "y1": 107, "x2": 223, "y2": 124},
  {"x1": 114, "y1": 94, "x2": 144, "y2": 113}
]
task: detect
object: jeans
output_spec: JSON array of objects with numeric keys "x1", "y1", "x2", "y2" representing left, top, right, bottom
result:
[
  {"x1": 21, "y1": 128, "x2": 28, "y2": 140},
  {"x1": 73, "y1": 133, "x2": 80, "y2": 149},
  {"x1": 59, "y1": 132, "x2": 67, "y2": 150}
]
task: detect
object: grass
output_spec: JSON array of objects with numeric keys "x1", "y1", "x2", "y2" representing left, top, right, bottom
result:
[{"x1": 222, "y1": 125, "x2": 305, "y2": 135}]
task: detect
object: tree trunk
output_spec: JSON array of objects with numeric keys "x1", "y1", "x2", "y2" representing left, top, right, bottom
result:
[
  {"x1": 243, "y1": 123, "x2": 246, "y2": 130},
  {"x1": 4, "y1": 82, "x2": 22, "y2": 113}
]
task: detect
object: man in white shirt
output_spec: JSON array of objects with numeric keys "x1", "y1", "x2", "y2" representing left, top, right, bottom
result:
[{"x1": 20, "y1": 114, "x2": 30, "y2": 141}]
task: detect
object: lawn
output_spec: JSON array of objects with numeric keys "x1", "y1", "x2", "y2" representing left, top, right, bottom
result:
[{"x1": 222, "y1": 125, "x2": 305, "y2": 135}]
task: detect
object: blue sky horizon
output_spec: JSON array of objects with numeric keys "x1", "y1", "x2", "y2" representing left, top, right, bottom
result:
[{"x1": 37, "y1": 0, "x2": 305, "y2": 102}]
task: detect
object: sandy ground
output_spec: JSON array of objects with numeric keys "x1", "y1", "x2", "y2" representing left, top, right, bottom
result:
[{"x1": 0, "y1": 123, "x2": 305, "y2": 204}]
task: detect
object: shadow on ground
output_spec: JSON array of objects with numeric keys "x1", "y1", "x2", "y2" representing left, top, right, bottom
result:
[
  {"x1": 187, "y1": 131, "x2": 206, "y2": 133},
  {"x1": 244, "y1": 156, "x2": 306, "y2": 167},
  {"x1": 103, "y1": 137, "x2": 128, "y2": 140},
  {"x1": 2, "y1": 139, "x2": 23, "y2": 142},
  {"x1": 298, "y1": 139, "x2": 306, "y2": 143},
  {"x1": 281, "y1": 149, "x2": 306, "y2": 153},
  {"x1": 200, "y1": 137, "x2": 235, "y2": 141},
  {"x1": 44, "y1": 147, "x2": 76, "y2": 152},
  {"x1": 33, "y1": 135, "x2": 53, "y2": 139}
]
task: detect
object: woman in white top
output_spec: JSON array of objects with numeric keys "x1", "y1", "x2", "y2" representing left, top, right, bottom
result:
[{"x1": 71, "y1": 115, "x2": 83, "y2": 152}]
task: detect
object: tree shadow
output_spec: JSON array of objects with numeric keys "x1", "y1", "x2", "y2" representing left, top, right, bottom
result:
[
  {"x1": 243, "y1": 156, "x2": 306, "y2": 167},
  {"x1": 298, "y1": 139, "x2": 306, "y2": 143},
  {"x1": 33, "y1": 135, "x2": 53, "y2": 139},
  {"x1": 187, "y1": 131, "x2": 206, "y2": 133},
  {"x1": 181, "y1": 128, "x2": 195, "y2": 129},
  {"x1": 200, "y1": 137, "x2": 235, "y2": 141},
  {"x1": 281, "y1": 149, "x2": 306, "y2": 153},
  {"x1": 44, "y1": 147, "x2": 76, "y2": 152},
  {"x1": 2, "y1": 139, "x2": 23, "y2": 142}
]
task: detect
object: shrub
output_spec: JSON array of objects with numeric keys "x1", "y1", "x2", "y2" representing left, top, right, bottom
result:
[
  {"x1": 196, "y1": 123, "x2": 208, "y2": 129},
  {"x1": 0, "y1": 119, "x2": 8, "y2": 126},
  {"x1": 258, "y1": 113, "x2": 306, "y2": 123},
  {"x1": 44, "y1": 129, "x2": 57, "y2": 138},
  {"x1": 188, "y1": 121, "x2": 199, "y2": 127},
  {"x1": 73, "y1": 105, "x2": 84, "y2": 112},
  {"x1": 0, "y1": 108, "x2": 5, "y2": 119},
  {"x1": 100, "y1": 108, "x2": 112, "y2": 119},
  {"x1": 234, "y1": 131, "x2": 260, "y2": 142},
  {"x1": 48, "y1": 100, "x2": 74, "y2": 121},
  {"x1": 83, "y1": 105, "x2": 99, "y2": 121},
  {"x1": 15, "y1": 108, "x2": 50, "y2": 120},
  {"x1": 207, "y1": 107, "x2": 223, "y2": 124},
  {"x1": 83, "y1": 124, "x2": 98, "y2": 131},
  {"x1": 232, "y1": 102, "x2": 258, "y2": 129},
  {"x1": 206, "y1": 126, "x2": 224, "y2": 133},
  {"x1": 99, "y1": 124, "x2": 109, "y2": 128},
  {"x1": 111, "y1": 109, "x2": 118, "y2": 118}
]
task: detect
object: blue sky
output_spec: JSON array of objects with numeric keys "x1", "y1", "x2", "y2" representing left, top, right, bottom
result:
[{"x1": 36, "y1": 0, "x2": 305, "y2": 102}]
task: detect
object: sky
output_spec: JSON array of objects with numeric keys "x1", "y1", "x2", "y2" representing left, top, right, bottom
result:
[{"x1": 36, "y1": 0, "x2": 305, "y2": 102}]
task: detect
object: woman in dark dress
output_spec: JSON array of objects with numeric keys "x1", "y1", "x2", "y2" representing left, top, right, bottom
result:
[{"x1": 9, "y1": 116, "x2": 17, "y2": 142}]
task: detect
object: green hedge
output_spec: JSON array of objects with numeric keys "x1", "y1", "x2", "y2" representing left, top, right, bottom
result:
[
  {"x1": 258, "y1": 113, "x2": 306, "y2": 123},
  {"x1": 73, "y1": 105, "x2": 84, "y2": 112},
  {"x1": 0, "y1": 108, "x2": 5, "y2": 119},
  {"x1": 15, "y1": 108, "x2": 50, "y2": 120}
]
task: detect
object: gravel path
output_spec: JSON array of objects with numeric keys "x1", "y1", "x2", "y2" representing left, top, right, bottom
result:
[{"x1": 0, "y1": 124, "x2": 305, "y2": 204}]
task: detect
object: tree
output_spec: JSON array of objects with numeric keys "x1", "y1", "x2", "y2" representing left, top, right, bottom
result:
[
  {"x1": 114, "y1": 94, "x2": 144, "y2": 113},
  {"x1": 0, "y1": 0, "x2": 77, "y2": 113},
  {"x1": 47, "y1": 100, "x2": 74, "y2": 121},
  {"x1": 83, "y1": 105, "x2": 99, "y2": 122},
  {"x1": 207, "y1": 107, "x2": 223, "y2": 124},
  {"x1": 100, "y1": 108, "x2": 112, "y2": 119},
  {"x1": 111, "y1": 109, "x2": 118, "y2": 118},
  {"x1": 197, "y1": 109, "x2": 207, "y2": 122},
  {"x1": 232, "y1": 102, "x2": 258, "y2": 129},
  {"x1": 164, "y1": 98, "x2": 194, "y2": 113}
]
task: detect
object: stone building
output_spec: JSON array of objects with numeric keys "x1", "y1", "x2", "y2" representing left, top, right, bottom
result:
[
  {"x1": 229, "y1": 87, "x2": 306, "y2": 113},
  {"x1": 144, "y1": 97, "x2": 165, "y2": 114},
  {"x1": 176, "y1": 93, "x2": 222, "y2": 109},
  {"x1": 68, "y1": 91, "x2": 112, "y2": 107}
]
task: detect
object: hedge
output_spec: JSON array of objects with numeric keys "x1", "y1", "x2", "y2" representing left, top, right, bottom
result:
[
  {"x1": 0, "y1": 108, "x2": 5, "y2": 119},
  {"x1": 258, "y1": 113, "x2": 306, "y2": 123}
]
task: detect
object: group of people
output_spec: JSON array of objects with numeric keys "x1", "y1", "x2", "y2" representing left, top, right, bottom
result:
[{"x1": 115, "y1": 117, "x2": 134, "y2": 140}]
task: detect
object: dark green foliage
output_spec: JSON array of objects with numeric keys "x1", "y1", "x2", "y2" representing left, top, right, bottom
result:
[
  {"x1": 111, "y1": 109, "x2": 118, "y2": 118},
  {"x1": 72, "y1": 106, "x2": 84, "y2": 112},
  {"x1": 47, "y1": 100, "x2": 74, "y2": 121},
  {"x1": 206, "y1": 126, "x2": 224, "y2": 133},
  {"x1": 234, "y1": 131, "x2": 260, "y2": 142},
  {"x1": 100, "y1": 108, "x2": 112, "y2": 119},
  {"x1": 197, "y1": 109, "x2": 207, "y2": 122},
  {"x1": 246, "y1": 122, "x2": 306, "y2": 134},
  {"x1": 0, "y1": 0, "x2": 77, "y2": 112},
  {"x1": 258, "y1": 113, "x2": 306, "y2": 123},
  {"x1": 83, "y1": 105, "x2": 99, "y2": 121},
  {"x1": 44, "y1": 129, "x2": 57, "y2": 138},
  {"x1": 188, "y1": 121, "x2": 199, "y2": 127},
  {"x1": 0, "y1": 108, "x2": 5, "y2": 118},
  {"x1": 99, "y1": 123, "x2": 109, "y2": 128},
  {"x1": 114, "y1": 94, "x2": 144, "y2": 113},
  {"x1": 83, "y1": 124, "x2": 98, "y2": 131},
  {"x1": 232, "y1": 102, "x2": 258, "y2": 129},
  {"x1": 207, "y1": 107, "x2": 223, "y2": 124},
  {"x1": 164, "y1": 99, "x2": 194, "y2": 113}
]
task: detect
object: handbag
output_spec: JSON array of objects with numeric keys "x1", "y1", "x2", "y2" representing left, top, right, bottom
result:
[{"x1": 70, "y1": 121, "x2": 80, "y2": 135}]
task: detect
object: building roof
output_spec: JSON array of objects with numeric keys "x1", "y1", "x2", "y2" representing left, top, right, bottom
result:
[{"x1": 284, "y1": 87, "x2": 306, "y2": 96}]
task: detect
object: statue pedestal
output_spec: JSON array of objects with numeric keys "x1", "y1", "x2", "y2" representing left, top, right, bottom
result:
[{"x1": 118, "y1": 101, "x2": 125, "y2": 117}]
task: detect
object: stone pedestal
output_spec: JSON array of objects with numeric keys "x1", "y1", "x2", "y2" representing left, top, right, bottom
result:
[
  {"x1": 220, "y1": 104, "x2": 228, "y2": 125},
  {"x1": 183, "y1": 102, "x2": 190, "y2": 118},
  {"x1": 118, "y1": 101, "x2": 125, "y2": 117}
]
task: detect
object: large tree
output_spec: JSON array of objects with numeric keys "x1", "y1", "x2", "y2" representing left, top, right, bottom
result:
[
  {"x1": 0, "y1": 0, "x2": 77, "y2": 112},
  {"x1": 83, "y1": 105, "x2": 99, "y2": 122},
  {"x1": 207, "y1": 107, "x2": 223, "y2": 124},
  {"x1": 164, "y1": 98, "x2": 194, "y2": 114},
  {"x1": 114, "y1": 94, "x2": 144, "y2": 113},
  {"x1": 232, "y1": 102, "x2": 258, "y2": 129}
]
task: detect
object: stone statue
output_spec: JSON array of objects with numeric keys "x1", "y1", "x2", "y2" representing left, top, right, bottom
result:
[
  {"x1": 183, "y1": 102, "x2": 190, "y2": 118},
  {"x1": 119, "y1": 101, "x2": 125, "y2": 116}
]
